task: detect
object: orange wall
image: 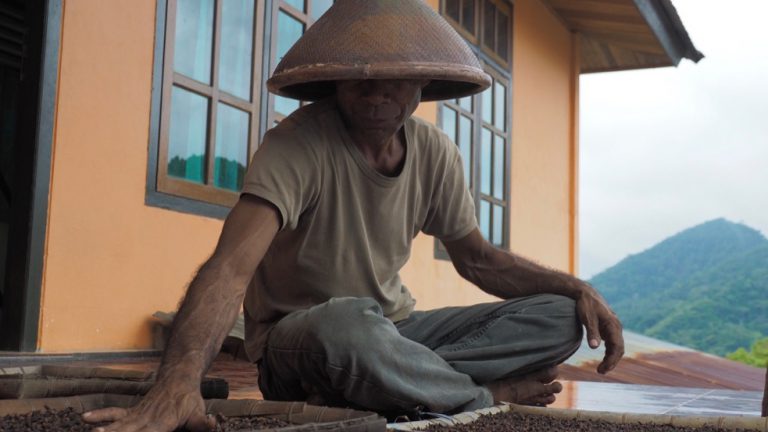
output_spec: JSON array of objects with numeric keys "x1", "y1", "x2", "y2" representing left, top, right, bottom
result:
[
  {"x1": 509, "y1": 0, "x2": 576, "y2": 271},
  {"x1": 39, "y1": 0, "x2": 577, "y2": 351},
  {"x1": 400, "y1": 103, "x2": 498, "y2": 311},
  {"x1": 40, "y1": 0, "x2": 223, "y2": 351},
  {"x1": 402, "y1": 0, "x2": 578, "y2": 310}
]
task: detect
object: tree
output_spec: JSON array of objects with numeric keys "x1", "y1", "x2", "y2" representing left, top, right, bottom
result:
[{"x1": 727, "y1": 337, "x2": 768, "y2": 367}]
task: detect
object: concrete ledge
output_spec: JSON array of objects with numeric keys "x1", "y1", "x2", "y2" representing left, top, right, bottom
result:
[{"x1": 386, "y1": 403, "x2": 768, "y2": 431}]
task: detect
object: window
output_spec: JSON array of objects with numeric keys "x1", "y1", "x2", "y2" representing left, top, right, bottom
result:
[
  {"x1": 444, "y1": 0, "x2": 478, "y2": 42},
  {"x1": 438, "y1": 0, "x2": 512, "y2": 252},
  {"x1": 268, "y1": 0, "x2": 333, "y2": 126},
  {"x1": 151, "y1": 0, "x2": 333, "y2": 210},
  {"x1": 443, "y1": 0, "x2": 511, "y2": 66}
]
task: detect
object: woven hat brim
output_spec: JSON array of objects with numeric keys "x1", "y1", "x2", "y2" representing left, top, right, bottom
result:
[{"x1": 267, "y1": 62, "x2": 491, "y2": 102}]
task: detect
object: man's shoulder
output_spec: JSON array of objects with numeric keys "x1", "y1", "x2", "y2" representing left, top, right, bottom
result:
[
  {"x1": 260, "y1": 99, "x2": 341, "y2": 155},
  {"x1": 275, "y1": 98, "x2": 340, "y2": 137},
  {"x1": 406, "y1": 115, "x2": 459, "y2": 160},
  {"x1": 407, "y1": 115, "x2": 443, "y2": 139}
]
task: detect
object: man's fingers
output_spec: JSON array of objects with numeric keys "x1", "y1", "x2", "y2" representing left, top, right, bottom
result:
[
  {"x1": 574, "y1": 283, "x2": 625, "y2": 374},
  {"x1": 577, "y1": 300, "x2": 601, "y2": 348},
  {"x1": 598, "y1": 344, "x2": 623, "y2": 374},
  {"x1": 89, "y1": 414, "x2": 150, "y2": 432},
  {"x1": 597, "y1": 321, "x2": 625, "y2": 374},
  {"x1": 84, "y1": 407, "x2": 171, "y2": 432},
  {"x1": 186, "y1": 413, "x2": 217, "y2": 432},
  {"x1": 83, "y1": 407, "x2": 129, "y2": 424},
  {"x1": 92, "y1": 421, "x2": 142, "y2": 432}
]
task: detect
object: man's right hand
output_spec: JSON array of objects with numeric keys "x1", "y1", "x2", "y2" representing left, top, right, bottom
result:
[
  {"x1": 82, "y1": 195, "x2": 280, "y2": 431},
  {"x1": 82, "y1": 381, "x2": 216, "y2": 432}
]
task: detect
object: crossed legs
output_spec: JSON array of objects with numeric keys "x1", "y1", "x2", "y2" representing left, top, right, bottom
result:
[{"x1": 258, "y1": 295, "x2": 582, "y2": 414}]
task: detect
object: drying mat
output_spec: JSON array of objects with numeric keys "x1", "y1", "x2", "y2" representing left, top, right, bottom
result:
[
  {"x1": 387, "y1": 403, "x2": 768, "y2": 431},
  {"x1": 0, "y1": 394, "x2": 386, "y2": 432},
  {"x1": 0, "y1": 364, "x2": 228, "y2": 399},
  {"x1": 0, "y1": 364, "x2": 152, "y2": 380}
]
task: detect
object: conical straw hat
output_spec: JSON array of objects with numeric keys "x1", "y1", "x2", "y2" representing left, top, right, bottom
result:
[{"x1": 267, "y1": 0, "x2": 492, "y2": 102}]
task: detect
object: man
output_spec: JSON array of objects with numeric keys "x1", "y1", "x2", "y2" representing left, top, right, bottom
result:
[{"x1": 85, "y1": 1, "x2": 623, "y2": 431}]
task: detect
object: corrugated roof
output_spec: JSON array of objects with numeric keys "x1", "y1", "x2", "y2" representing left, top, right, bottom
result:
[{"x1": 561, "y1": 331, "x2": 765, "y2": 391}]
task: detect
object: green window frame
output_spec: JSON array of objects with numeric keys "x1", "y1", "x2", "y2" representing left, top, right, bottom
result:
[
  {"x1": 443, "y1": 0, "x2": 511, "y2": 67},
  {"x1": 267, "y1": 0, "x2": 334, "y2": 126},
  {"x1": 149, "y1": 0, "x2": 333, "y2": 212},
  {"x1": 437, "y1": 0, "x2": 513, "y2": 256}
]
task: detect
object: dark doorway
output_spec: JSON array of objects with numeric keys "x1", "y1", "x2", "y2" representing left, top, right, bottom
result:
[{"x1": 0, "y1": 0, "x2": 59, "y2": 351}]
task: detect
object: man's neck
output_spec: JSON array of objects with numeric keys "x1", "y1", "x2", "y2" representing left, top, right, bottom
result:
[{"x1": 347, "y1": 126, "x2": 407, "y2": 177}]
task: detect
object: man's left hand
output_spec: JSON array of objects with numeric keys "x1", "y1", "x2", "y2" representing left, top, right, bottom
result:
[{"x1": 575, "y1": 284, "x2": 624, "y2": 374}]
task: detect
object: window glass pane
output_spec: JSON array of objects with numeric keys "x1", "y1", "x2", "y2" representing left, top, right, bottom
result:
[
  {"x1": 493, "y1": 134, "x2": 505, "y2": 199},
  {"x1": 275, "y1": 95, "x2": 301, "y2": 117},
  {"x1": 480, "y1": 200, "x2": 491, "y2": 240},
  {"x1": 214, "y1": 104, "x2": 249, "y2": 191},
  {"x1": 492, "y1": 204, "x2": 504, "y2": 246},
  {"x1": 462, "y1": 0, "x2": 475, "y2": 34},
  {"x1": 497, "y1": 9, "x2": 509, "y2": 61},
  {"x1": 458, "y1": 95, "x2": 473, "y2": 112},
  {"x1": 276, "y1": 11, "x2": 305, "y2": 66},
  {"x1": 445, "y1": 0, "x2": 460, "y2": 23},
  {"x1": 483, "y1": 0, "x2": 496, "y2": 50},
  {"x1": 494, "y1": 81, "x2": 506, "y2": 131},
  {"x1": 459, "y1": 115, "x2": 472, "y2": 183},
  {"x1": 441, "y1": 106, "x2": 457, "y2": 144},
  {"x1": 284, "y1": 0, "x2": 305, "y2": 12},
  {"x1": 174, "y1": 0, "x2": 214, "y2": 83},
  {"x1": 480, "y1": 128, "x2": 492, "y2": 195},
  {"x1": 311, "y1": 0, "x2": 334, "y2": 20},
  {"x1": 168, "y1": 86, "x2": 208, "y2": 184},
  {"x1": 481, "y1": 82, "x2": 492, "y2": 124},
  {"x1": 219, "y1": 0, "x2": 254, "y2": 100}
]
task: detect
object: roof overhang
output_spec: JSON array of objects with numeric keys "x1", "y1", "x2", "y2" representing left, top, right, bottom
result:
[{"x1": 541, "y1": 0, "x2": 704, "y2": 73}]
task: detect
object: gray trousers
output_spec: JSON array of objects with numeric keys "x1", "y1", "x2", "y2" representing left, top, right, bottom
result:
[{"x1": 258, "y1": 294, "x2": 582, "y2": 414}]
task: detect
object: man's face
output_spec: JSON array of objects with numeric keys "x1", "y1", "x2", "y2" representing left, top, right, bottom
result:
[{"x1": 335, "y1": 79, "x2": 428, "y2": 132}]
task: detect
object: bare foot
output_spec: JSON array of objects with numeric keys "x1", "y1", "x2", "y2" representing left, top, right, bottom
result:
[{"x1": 485, "y1": 367, "x2": 563, "y2": 406}]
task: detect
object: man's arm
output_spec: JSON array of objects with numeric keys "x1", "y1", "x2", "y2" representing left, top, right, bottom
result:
[
  {"x1": 443, "y1": 228, "x2": 624, "y2": 375},
  {"x1": 84, "y1": 194, "x2": 280, "y2": 432}
]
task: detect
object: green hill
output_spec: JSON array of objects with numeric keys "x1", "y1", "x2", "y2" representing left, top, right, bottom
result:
[{"x1": 589, "y1": 218, "x2": 768, "y2": 356}]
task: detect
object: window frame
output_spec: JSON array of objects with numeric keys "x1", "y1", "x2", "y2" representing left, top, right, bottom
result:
[
  {"x1": 479, "y1": 0, "x2": 512, "y2": 67},
  {"x1": 441, "y1": 0, "x2": 480, "y2": 46},
  {"x1": 266, "y1": 1, "x2": 327, "y2": 126},
  {"x1": 147, "y1": 0, "x2": 332, "y2": 217},
  {"x1": 154, "y1": 0, "x2": 266, "y2": 208},
  {"x1": 475, "y1": 65, "x2": 511, "y2": 248},
  {"x1": 435, "y1": 0, "x2": 513, "y2": 258},
  {"x1": 441, "y1": 0, "x2": 511, "y2": 68}
]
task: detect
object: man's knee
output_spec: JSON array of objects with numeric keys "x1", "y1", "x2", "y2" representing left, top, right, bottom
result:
[
  {"x1": 273, "y1": 297, "x2": 388, "y2": 351},
  {"x1": 515, "y1": 293, "x2": 576, "y2": 314},
  {"x1": 538, "y1": 295, "x2": 583, "y2": 356},
  {"x1": 499, "y1": 294, "x2": 582, "y2": 349},
  {"x1": 540, "y1": 294, "x2": 582, "y2": 340}
]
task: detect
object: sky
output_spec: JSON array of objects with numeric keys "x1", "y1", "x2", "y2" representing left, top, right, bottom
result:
[{"x1": 578, "y1": 0, "x2": 768, "y2": 278}]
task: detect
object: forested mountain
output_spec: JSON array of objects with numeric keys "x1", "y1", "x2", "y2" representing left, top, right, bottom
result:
[{"x1": 589, "y1": 218, "x2": 768, "y2": 356}]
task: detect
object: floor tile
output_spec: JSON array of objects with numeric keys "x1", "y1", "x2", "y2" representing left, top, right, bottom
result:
[{"x1": 552, "y1": 381, "x2": 763, "y2": 417}]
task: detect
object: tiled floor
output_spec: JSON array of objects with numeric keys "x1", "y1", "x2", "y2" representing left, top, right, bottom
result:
[
  {"x1": 552, "y1": 380, "x2": 764, "y2": 417},
  {"x1": 78, "y1": 354, "x2": 267, "y2": 400},
  {"x1": 1, "y1": 355, "x2": 763, "y2": 418},
  {"x1": 1, "y1": 353, "x2": 266, "y2": 400}
]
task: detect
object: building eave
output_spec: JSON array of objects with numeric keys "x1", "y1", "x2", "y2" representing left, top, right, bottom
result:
[
  {"x1": 633, "y1": 0, "x2": 704, "y2": 66},
  {"x1": 541, "y1": 0, "x2": 703, "y2": 74}
]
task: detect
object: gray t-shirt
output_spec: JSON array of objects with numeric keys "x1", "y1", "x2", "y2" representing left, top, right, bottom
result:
[{"x1": 241, "y1": 98, "x2": 476, "y2": 361}]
